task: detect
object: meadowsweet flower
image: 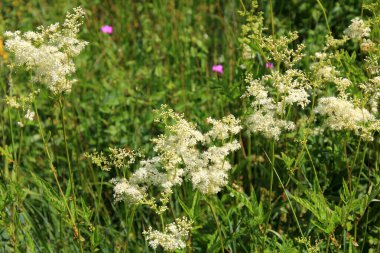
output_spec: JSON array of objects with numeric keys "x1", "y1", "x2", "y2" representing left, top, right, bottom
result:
[
  {"x1": 6, "y1": 97, "x2": 21, "y2": 108},
  {"x1": 205, "y1": 115, "x2": 242, "y2": 142},
  {"x1": 189, "y1": 140, "x2": 240, "y2": 194},
  {"x1": 100, "y1": 25, "x2": 113, "y2": 34},
  {"x1": 265, "y1": 62, "x2": 274, "y2": 69},
  {"x1": 151, "y1": 106, "x2": 241, "y2": 194},
  {"x1": 24, "y1": 109, "x2": 35, "y2": 121},
  {"x1": 316, "y1": 66, "x2": 339, "y2": 80},
  {"x1": 110, "y1": 178, "x2": 145, "y2": 204},
  {"x1": 246, "y1": 111, "x2": 295, "y2": 140},
  {"x1": 344, "y1": 17, "x2": 370, "y2": 40},
  {"x1": 84, "y1": 147, "x2": 139, "y2": 171},
  {"x1": 88, "y1": 105, "x2": 240, "y2": 214},
  {"x1": 243, "y1": 70, "x2": 310, "y2": 140},
  {"x1": 314, "y1": 97, "x2": 374, "y2": 135},
  {"x1": 315, "y1": 52, "x2": 327, "y2": 60},
  {"x1": 130, "y1": 157, "x2": 169, "y2": 189},
  {"x1": 242, "y1": 43, "x2": 255, "y2": 59},
  {"x1": 4, "y1": 7, "x2": 88, "y2": 94},
  {"x1": 102, "y1": 105, "x2": 241, "y2": 203},
  {"x1": 359, "y1": 77, "x2": 380, "y2": 114},
  {"x1": 333, "y1": 77, "x2": 352, "y2": 99},
  {"x1": 212, "y1": 64, "x2": 223, "y2": 74},
  {"x1": 143, "y1": 217, "x2": 192, "y2": 251},
  {"x1": 283, "y1": 88, "x2": 309, "y2": 108},
  {"x1": 360, "y1": 38, "x2": 374, "y2": 52}
]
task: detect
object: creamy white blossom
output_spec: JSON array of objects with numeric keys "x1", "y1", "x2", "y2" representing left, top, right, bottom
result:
[
  {"x1": 246, "y1": 111, "x2": 295, "y2": 140},
  {"x1": 205, "y1": 115, "x2": 242, "y2": 142},
  {"x1": 143, "y1": 217, "x2": 192, "y2": 251},
  {"x1": 24, "y1": 109, "x2": 35, "y2": 121},
  {"x1": 4, "y1": 7, "x2": 88, "y2": 94},
  {"x1": 314, "y1": 97, "x2": 374, "y2": 135},
  {"x1": 188, "y1": 140, "x2": 240, "y2": 194},
  {"x1": 243, "y1": 70, "x2": 308, "y2": 140},
  {"x1": 110, "y1": 178, "x2": 145, "y2": 204},
  {"x1": 361, "y1": 38, "x2": 374, "y2": 52},
  {"x1": 344, "y1": 17, "x2": 370, "y2": 40},
  {"x1": 6, "y1": 97, "x2": 21, "y2": 108},
  {"x1": 316, "y1": 65, "x2": 339, "y2": 80}
]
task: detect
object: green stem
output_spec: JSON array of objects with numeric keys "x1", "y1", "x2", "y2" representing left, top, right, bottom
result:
[
  {"x1": 304, "y1": 141, "x2": 322, "y2": 193},
  {"x1": 316, "y1": 0, "x2": 331, "y2": 34},
  {"x1": 269, "y1": 0, "x2": 275, "y2": 37},
  {"x1": 126, "y1": 206, "x2": 136, "y2": 250},
  {"x1": 272, "y1": 165, "x2": 307, "y2": 249},
  {"x1": 7, "y1": 97, "x2": 18, "y2": 253},
  {"x1": 206, "y1": 198, "x2": 225, "y2": 253},
  {"x1": 32, "y1": 95, "x2": 83, "y2": 252},
  {"x1": 361, "y1": 208, "x2": 370, "y2": 252},
  {"x1": 160, "y1": 214, "x2": 165, "y2": 231},
  {"x1": 58, "y1": 97, "x2": 77, "y2": 215},
  {"x1": 354, "y1": 142, "x2": 367, "y2": 193},
  {"x1": 247, "y1": 134, "x2": 253, "y2": 193},
  {"x1": 263, "y1": 141, "x2": 275, "y2": 249}
]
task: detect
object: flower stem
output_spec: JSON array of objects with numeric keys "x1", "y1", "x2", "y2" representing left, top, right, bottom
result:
[
  {"x1": 206, "y1": 198, "x2": 225, "y2": 253},
  {"x1": 304, "y1": 141, "x2": 322, "y2": 193},
  {"x1": 316, "y1": 0, "x2": 331, "y2": 34},
  {"x1": 33, "y1": 95, "x2": 83, "y2": 252},
  {"x1": 58, "y1": 97, "x2": 77, "y2": 216},
  {"x1": 262, "y1": 141, "x2": 275, "y2": 249}
]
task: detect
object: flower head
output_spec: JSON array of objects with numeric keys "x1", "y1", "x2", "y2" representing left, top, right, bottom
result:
[
  {"x1": 265, "y1": 62, "x2": 274, "y2": 69},
  {"x1": 101, "y1": 25, "x2": 113, "y2": 34},
  {"x1": 143, "y1": 217, "x2": 193, "y2": 251},
  {"x1": 212, "y1": 64, "x2": 223, "y2": 74},
  {"x1": 25, "y1": 109, "x2": 35, "y2": 121},
  {"x1": 344, "y1": 17, "x2": 370, "y2": 40},
  {"x1": 4, "y1": 7, "x2": 88, "y2": 94}
]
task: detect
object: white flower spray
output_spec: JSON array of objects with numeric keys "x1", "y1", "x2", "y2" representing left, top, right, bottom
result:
[
  {"x1": 4, "y1": 7, "x2": 88, "y2": 94},
  {"x1": 85, "y1": 105, "x2": 242, "y2": 251}
]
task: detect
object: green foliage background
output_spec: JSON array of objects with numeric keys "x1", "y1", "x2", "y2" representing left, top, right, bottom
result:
[{"x1": 1, "y1": 0, "x2": 380, "y2": 252}]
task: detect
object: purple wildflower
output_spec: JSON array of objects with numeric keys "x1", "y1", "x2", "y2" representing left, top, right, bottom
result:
[
  {"x1": 212, "y1": 64, "x2": 223, "y2": 74},
  {"x1": 101, "y1": 25, "x2": 113, "y2": 34}
]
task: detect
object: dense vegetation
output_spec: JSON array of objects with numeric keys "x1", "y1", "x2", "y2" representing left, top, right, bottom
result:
[{"x1": 1, "y1": 0, "x2": 380, "y2": 252}]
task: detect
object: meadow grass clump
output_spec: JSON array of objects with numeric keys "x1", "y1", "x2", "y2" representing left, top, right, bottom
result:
[{"x1": 1, "y1": 1, "x2": 380, "y2": 252}]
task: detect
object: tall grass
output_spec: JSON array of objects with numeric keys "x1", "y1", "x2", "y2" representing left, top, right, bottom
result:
[{"x1": 1, "y1": 0, "x2": 380, "y2": 252}]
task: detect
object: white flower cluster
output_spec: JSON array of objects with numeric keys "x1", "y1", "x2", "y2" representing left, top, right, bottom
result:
[
  {"x1": 143, "y1": 217, "x2": 193, "y2": 251},
  {"x1": 314, "y1": 97, "x2": 375, "y2": 139},
  {"x1": 108, "y1": 105, "x2": 241, "y2": 205},
  {"x1": 310, "y1": 22, "x2": 380, "y2": 141},
  {"x1": 315, "y1": 65, "x2": 339, "y2": 80},
  {"x1": 344, "y1": 17, "x2": 371, "y2": 40},
  {"x1": 4, "y1": 7, "x2": 88, "y2": 94},
  {"x1": 5, "y1": 90, "x2": 40, "y2": 126},
  {"x1": 243, "y1": 70, "x2": 310, "y2": 140},
  {"x1": 110, "y1": 178, "x2": 145, "y2": 204},
  {"x1": 205, "y1": 115, "x2": 242, "y2": 142},
  {"x1": 360, "y1": 76, "x2": 380, "y2": 113},
  {"x1": 360, "y1": 38, "x2": 374, "y2": 52},
  {"x1": 311, "y1": 60, "x2": 352, "y2": 98},
  {"x1": 24, "y1": 109, "x2": 35, "y2": 121}
]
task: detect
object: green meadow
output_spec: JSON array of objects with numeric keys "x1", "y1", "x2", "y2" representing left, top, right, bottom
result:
[{"x1": 1, "y1": 0, "x2": 380, "y2": 252}]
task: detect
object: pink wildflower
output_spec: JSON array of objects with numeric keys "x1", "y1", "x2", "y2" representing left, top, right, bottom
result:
[
  {"x1": 265, "y1": 62, "x2": 274, "y2": 69},
  {"x1": 101, "y1": 25, "x2": 113, "y2": 34},
  {"x1": 212, "y1": 64, "x2": 223, "y2": 74}
]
